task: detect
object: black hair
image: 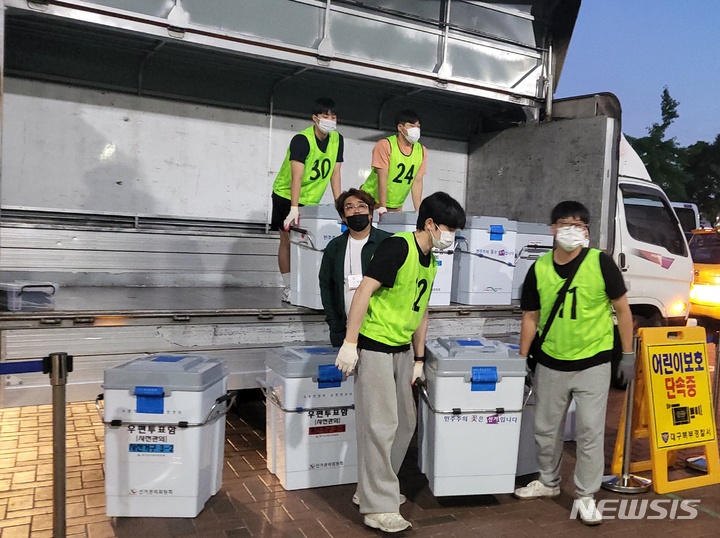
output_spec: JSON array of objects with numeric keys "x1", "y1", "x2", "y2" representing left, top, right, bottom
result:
[
  {"x1": 550, "y1": 200, "x2": 590, "y2": 225},
  {"x1": 312, "y1": 98, "x2": 337, "y2": 116},
  {"x1": 395, "y1": 109, "x2": 420, "y2": 126},
  {"x1": 416, "y1": 192, "x2": 466, "y2": 230},
  {"x1": 334, "y1": 188, "x2": 376, "y2": 217}
]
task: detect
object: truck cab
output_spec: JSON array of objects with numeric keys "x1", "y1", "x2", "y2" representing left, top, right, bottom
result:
[{"x1": 615, "y1": 137, "x2": 693, "y2": 326}]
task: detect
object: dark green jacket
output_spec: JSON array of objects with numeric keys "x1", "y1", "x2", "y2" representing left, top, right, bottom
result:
[{"x1": 319, "y1": 226, "x2": 392, "y2": 345}]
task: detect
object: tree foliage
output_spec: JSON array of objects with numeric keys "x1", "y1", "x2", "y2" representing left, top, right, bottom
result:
[
  {"x1": 626, "y1": 87, "x2": 692, "y2": 200},
  {"x1": 684, "y1": 136, "x2": 720, "y2": 223}
]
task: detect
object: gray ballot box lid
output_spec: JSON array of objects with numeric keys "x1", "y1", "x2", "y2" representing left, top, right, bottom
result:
[
  {"x1": 298, "y1": 204, "x2": 340, "y2": 220},
  {"x1": 463, "y1": 215, "x2": 518, "y2": 231},
  {"x1": 266, "y1": 346, "x2": 340, "y2": 378},
  {"x1": 516, "y1": 221, "x2": 553, "y2": 235},
  {"x1": 425, "y1": 337, "x2": 526, "y2": 378},
  {"x1": 103, "y1": 354, "x2": 226, "y2": 392},
  {"x1": 379, "y1": 211, "x2": 418, "y2": 226}
]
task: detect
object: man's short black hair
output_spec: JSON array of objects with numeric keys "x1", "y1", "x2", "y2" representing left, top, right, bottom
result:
[
  {"x1": 550, "y1": 200, "x2": 590, "y2": 225},
  {"x1": 395, "y1": 109, "x2": 420, "y2": 126},
  {"x1": 334, "y1": 188, "x2": 376, "y2": 217},
  {"x1": 313, "y1": 98, "x2": 337, "y2": 116},
  {"x1": 417, "y1": 192, "x2": 466, "y2": 230}
]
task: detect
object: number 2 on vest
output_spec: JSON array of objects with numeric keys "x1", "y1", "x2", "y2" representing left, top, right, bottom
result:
[
  {"x1": 412, "y1": 278, "x2": 428, "y2": 312},
  {"x1": 392, "y1": 163, "x2": 415, "y2": 184}
]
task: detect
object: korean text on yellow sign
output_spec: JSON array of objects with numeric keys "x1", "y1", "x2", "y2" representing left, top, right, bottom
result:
[{"x1": 646, "y1": 343, "x2": 715, "y2": 450}]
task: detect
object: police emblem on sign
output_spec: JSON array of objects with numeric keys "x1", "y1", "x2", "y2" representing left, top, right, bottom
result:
[{"x1": 661, "y1": 432, "x2": 669, "y2": 443}]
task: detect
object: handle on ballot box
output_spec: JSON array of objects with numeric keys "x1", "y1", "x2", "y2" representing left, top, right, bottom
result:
[
  {"x1": 94, "y1": 390, "x2": 238, "y2": 428},
  {"x1": 414, "y1": 378, "x2": 532, "y2": 415},
  {"x1": 257, "y1": 377, "x2": 355, "y2": 414},
  {"x1": 289, "y1": 225, "x2": 321, "y2": 251}
]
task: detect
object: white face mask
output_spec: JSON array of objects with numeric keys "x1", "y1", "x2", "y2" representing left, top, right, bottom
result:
[
  {"x1": 317, "y1": 118, "x2": 337, "y2": 134},
  {"x1": 404, "y1": 126, "x2": 421, "y2": 144},
  {"x1": 555, "y1": 226, "x2": 588, "y2": 252},
  {"x1": 431, "y1": 223, "x2": 455, "y2": 250}
]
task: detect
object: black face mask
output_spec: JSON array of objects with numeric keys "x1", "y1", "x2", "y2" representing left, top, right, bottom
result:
[{"x1": 346, "y1": 214, "x2": 370, "y2": 232}]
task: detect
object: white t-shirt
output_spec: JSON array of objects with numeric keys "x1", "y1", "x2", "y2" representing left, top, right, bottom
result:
[{"x1": 344, "y1": 235, "x2": 370, "y2": 317}]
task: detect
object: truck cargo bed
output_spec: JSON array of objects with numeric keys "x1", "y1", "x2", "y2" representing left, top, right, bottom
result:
[{"x1": 0, "y1": 286, "x2": 520, "y2": 408}]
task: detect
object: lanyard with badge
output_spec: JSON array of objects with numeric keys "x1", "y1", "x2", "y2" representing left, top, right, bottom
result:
[{"x1": 347, "y1": 242, "x2": 363, "y2": 290}]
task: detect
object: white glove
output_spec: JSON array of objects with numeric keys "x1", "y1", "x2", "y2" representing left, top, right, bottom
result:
[
  {"x1": 412, "y1": 361, "x2": 425, "y2": 385},
  {"x1": 283, "y1": 206, "x2": 300, "y2": 230},
  {"x1": 618, "y1": 351, "x2": 636, "y2": 384},
  {"x1": 376, "y1": 206, "x2": 388, "y2": 216},
  {"x1": 335, "y1": 340, "x2": 358, "y2": 375}
]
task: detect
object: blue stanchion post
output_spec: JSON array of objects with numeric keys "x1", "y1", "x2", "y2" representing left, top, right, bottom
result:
[
  {"x1": 45, "y1": 353, "x2": 72, "y2": 538},
  {"x1": 0, "y1": 354, "x2": 72, "y2": 538}
]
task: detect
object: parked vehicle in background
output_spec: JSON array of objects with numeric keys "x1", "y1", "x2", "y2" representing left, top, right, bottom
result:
[
  {"x1": 614, "y1": 138, "x2": 693, "y2": 327},
  {"x1": 688, "y1": 228, "x2": 720, "y2": 321},
  {"x1": 671, "y1": 202, "x2": 701, "y2": 240}
]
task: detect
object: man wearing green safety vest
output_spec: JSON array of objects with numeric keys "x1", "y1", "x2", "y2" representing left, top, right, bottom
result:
[
  {"x1": 513, "y1": 201, "x2": 635, "y2": 526},
  {"x1": 360, "y1": 109, "x2": 426, "y2": 215},
  {"x1": 270, "y1": 98, "x2": 344, "y2": 302},
  {"x1": 335, "y1": 192, "x2": 466, "y2": 533}
]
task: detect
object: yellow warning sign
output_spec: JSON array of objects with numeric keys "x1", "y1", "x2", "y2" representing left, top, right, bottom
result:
[
  {"x1": 645, "y1": 342, "x2": 715, "y2": 449},
  {"x1": 638, "y1": 326, "x2": 720, "y2": 493}
]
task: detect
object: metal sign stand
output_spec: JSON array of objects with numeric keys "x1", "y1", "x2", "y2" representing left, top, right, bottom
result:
[{"x1": 602, "y1": 374, "x2": 652, "y2": 493}]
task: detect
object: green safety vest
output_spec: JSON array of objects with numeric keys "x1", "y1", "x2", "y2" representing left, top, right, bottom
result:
[
  {"x1": 361, "y1": 135, "x2": 423, "y2": 209},
  {"x1": 535, "y1": 248, "x2": 614, "y2": 361},
  {"x1": 360, "y1": 232, "x2": 437, "y2": 346},
  {"x1": 272, "y1": 125, "x2": 339, "y2": 205}
]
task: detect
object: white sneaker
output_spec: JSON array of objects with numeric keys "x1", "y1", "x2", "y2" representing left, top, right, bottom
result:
[
  {"x1": 363, "y1": 512, "x2": 411, "y2": 533},
  {"x1": 281, "y1": 286, "x2": 290, "y2": 303},
  {"x1": 513, "y1": 479, "x2": 561, "y2": 500},
  {"x1": 574, "y1": 496, "x2": 603, "y2": 525},
  {"x1": 352, "y1": 492, "x2": 406, "y2": 505}
]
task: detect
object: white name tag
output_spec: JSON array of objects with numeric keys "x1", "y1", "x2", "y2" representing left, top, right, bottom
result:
[{"x1": 347, "y1": 274, "x2": 363, "y2": 290}]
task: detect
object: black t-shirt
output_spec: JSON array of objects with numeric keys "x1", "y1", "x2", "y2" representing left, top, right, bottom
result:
[
  {"x1": 358, "y1": 234, "x2": 432, "y2": 353},
  {"x1": 520, "y1": 250, "x2": 627, "y2": 311},
  {"x1": 520, "y1": 249, "x2": 627, "y2": 371},
  {"x1": 289, "y1": 132, "x2": 345, "y2": 163}
]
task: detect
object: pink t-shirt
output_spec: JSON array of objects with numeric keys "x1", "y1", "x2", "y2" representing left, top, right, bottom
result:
[{"x1": 371, "y1": 138, "x2": 427, "y2": 177}]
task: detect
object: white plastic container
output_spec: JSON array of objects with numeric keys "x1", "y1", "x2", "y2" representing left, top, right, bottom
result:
[
  {"x1": 512, "y1": 222, "x2": 553, "y2": 301},
  {"x1": 419, "y1": 337, "x2": 526, "y2": 495},
  {"x1": 0, "y1": 281, "x2": 58, "y2": 312},
  {"x1": 452, "y1": 216, "x2": 517, "y2": 305},
  {"x1": 290, "y1": 205, "x2": 342, "y2": 309},
  {"x1": 378, "y1": 211, "x2": 453, "y2": 306},
  {"x1": 264, "y1": 346, "x2": 357, "y2": 490},
  {"x1": 103, "y1": 354, "x2": 228, "y2": 518}
]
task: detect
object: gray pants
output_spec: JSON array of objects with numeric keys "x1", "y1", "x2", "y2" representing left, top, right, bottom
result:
[
  {"x1": 534, "y1": 361, "x2": 611, "y2": 497},
  {"x1": 354, "y1": 348, "x2": 415, "y2": 514}
]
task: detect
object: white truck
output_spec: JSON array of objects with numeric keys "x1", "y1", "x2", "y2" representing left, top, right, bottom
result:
[
  {"x1": 0, "y1": 0, "x2": 691, "y2": 406},
  {"x1": 671, "y1": 202, "x2": 701, "y2": 238}
]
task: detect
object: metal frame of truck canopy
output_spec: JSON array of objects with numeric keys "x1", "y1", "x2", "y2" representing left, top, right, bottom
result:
[{"x1": 1, "y1": 0, "x2": 580, "y2": 140}]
